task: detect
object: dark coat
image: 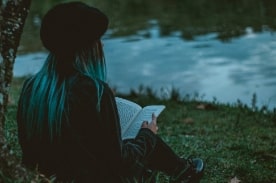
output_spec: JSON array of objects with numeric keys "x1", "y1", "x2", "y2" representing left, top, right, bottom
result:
[{"x1": 17, "y1": 74, "x2": 157, "y2": 183}]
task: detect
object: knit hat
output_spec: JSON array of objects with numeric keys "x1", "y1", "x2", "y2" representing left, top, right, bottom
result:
[{"x1": 40, "y1": 1, "x2": 108, "y2": 55}]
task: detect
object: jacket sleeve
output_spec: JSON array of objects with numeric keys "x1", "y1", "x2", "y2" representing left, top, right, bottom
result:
[
  {"x1": 99, "y1": 82, "x2": 158, "y2": 177},
  {"x1": 70, "y1": 77, "x2": 157, "y2": 177}
]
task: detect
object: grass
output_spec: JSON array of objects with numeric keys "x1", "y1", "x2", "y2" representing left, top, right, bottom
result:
[{"x1": 3, "y1": 78, "x2": 276, "y2": 183}]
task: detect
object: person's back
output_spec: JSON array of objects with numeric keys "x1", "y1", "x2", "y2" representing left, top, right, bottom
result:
[
  {"x1": 17, "y1": 75, "x2": 120, "y2": 182},
  {"x1": 17, "y1": 2, "x2": 204, "y2": 183}
]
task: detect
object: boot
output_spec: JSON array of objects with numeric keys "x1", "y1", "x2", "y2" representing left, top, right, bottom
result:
[{"x1": 170, "y1": 157, "x2": 204, "y2": 183}]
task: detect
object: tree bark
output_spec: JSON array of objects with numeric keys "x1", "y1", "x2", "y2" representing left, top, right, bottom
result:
[{"x1": 0, "y1": 0, "x2": 32, "y2": 181}]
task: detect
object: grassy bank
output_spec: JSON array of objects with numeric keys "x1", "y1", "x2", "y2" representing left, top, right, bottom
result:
[{"x1": 3, "y1": 78, "x2": 276, "y2": 183}]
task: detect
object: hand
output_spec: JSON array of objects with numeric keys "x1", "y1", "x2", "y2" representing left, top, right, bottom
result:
[{"x1": 141, "y1": 113, "x2": 158, "y2": 134}]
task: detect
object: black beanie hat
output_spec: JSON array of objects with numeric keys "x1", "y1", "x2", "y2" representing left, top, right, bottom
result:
[{"x1": 40, "y1": 1, "x2": 108, "y2": 55}]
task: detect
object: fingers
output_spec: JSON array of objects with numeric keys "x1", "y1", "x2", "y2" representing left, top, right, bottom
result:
[
  {"x1": 141, "y1": 114, "x2": 159, "y2": 133},
  {"x1": 152, "y1": 113, "x2": 157, "y2": 124},
  {"x1": 149, "y1": 113, "x2": 159, "y2": 134}
]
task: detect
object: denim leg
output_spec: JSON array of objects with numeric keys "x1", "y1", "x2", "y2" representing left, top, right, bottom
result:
[{"x1": 146, "y1": 136, "x2": 182, "y2": 175}]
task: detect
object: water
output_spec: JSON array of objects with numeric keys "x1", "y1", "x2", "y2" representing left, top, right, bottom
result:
[
  {"x1": 12, "y1": 0, "x2": 276, "y2": 110},
  {"x1": 14, "y1": 24, "x2": 276, "y2": 110}
]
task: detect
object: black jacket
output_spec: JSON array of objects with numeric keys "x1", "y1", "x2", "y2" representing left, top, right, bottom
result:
[{"x1": 17, "y1": 74, "x2": 157, "y2": 182}]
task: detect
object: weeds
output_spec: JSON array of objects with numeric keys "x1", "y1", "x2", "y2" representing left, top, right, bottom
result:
[
  {"x1": 2, "y1": 79, "x2": 276, "y2": 182},
  {"x1": 118, "y1": 85, "x2": 276, "y2": 183}
]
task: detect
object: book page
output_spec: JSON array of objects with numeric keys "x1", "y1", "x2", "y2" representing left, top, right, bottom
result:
[
  {"x1": 123, "y1": 105, "x2": 166, "y2": 139},
  {"x1": 115, "y1": 97, "x2": 142, "y2": 137}
]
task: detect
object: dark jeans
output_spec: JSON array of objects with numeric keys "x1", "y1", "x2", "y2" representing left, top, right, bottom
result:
[
  {"x1": 147, "y1": 135, "x2": 183, "y2": 175},
  {"x1": 124, "y1": 136, "x2": 183, "y2": 183}
]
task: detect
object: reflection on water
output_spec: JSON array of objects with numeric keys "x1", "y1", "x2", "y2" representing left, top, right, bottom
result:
[
  {"x1": 14, "y1": 0, "x2": 276, "y2": 109},
  {"x1": 19, "y1": 0, "x2": 276, "y2": 54},
  {"x1": 15, "y1": 23, "x2": 276, "y2": 109}
]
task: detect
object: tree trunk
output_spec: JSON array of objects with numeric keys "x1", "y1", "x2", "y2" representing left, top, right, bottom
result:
[{"x1": 0, "y1": 0, "x2": 32, "y2": 181}]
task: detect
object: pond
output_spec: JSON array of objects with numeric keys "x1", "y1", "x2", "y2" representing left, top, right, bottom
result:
[{"x1": 14, "y1": 0, "x2": 276, "y2": 110}]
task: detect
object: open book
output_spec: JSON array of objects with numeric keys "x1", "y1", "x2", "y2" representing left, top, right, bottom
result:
[{"x1": 115, "y1": 97, "x2": 166, "y2": 140}]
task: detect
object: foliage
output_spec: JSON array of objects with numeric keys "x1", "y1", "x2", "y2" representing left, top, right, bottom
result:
[
  {"x1": 4, "y1": 78, "x2": 276, "y2": 182},
  {"x1": 118, "y1": 86, "x2": 276, "y2": 183},
  {"x1": 19, "y1": 0, "x2": 276, "y2": 54}
]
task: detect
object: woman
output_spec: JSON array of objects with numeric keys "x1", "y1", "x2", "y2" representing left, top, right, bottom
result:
[{"x1": 17, "y1": 2, "x2": 204, "y2": 183}]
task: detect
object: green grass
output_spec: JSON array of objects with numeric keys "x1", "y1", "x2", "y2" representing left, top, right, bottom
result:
[{"x1": 4, "y1": 78, "x2": 276, "y2": 183}]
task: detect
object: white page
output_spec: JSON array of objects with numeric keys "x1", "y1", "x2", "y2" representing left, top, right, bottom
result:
[
  {"x1": 115, "y1": 97, "x2": 142, "y2": 136},
  {"x1": 123, "y1": 105, "x2": 165, "y2": 139}
]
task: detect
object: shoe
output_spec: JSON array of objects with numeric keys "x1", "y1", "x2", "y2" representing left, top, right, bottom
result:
[{"x1": 170, "y1": 157, "x2": 204, "y2": 183}]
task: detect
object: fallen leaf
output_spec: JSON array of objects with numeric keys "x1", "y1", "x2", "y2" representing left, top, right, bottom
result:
[
  {"x1": 229, "y1": 176, "x2": 241, "y2": 183},
  {"x1": 182, "y1": 117, "x2": 194, "y2": 124},
  {"x1": 196, "y1": 104, "x2": 206, "y2": 110},
  {"x1": 196, "y1": 103, "x2": 218, "y2": 110}
]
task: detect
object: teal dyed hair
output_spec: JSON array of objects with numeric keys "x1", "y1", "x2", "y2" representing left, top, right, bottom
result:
[{"x1": 20, "y1": 40, "x2": 106, "y2": 139}]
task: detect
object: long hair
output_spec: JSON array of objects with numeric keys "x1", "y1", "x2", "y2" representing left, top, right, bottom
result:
[{"x1": 19, "y1": 40, "x2": 106, "y2": 139}]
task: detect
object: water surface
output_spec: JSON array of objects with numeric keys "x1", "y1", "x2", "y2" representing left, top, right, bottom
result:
[{"x1": 14, "y1": 0, "x2": 276, "y2": 109}]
